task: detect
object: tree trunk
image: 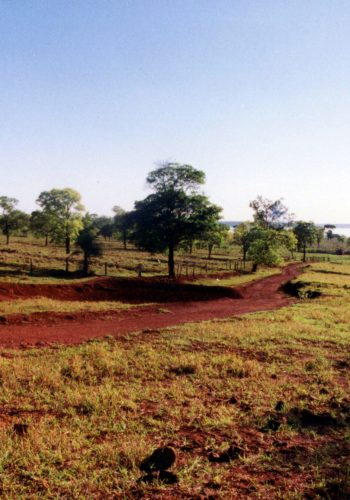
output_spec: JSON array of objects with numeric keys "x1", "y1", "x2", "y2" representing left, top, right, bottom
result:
[
  {"x1": 123, "y1": 230, "x2": 127, "y2": 250},
  {"x1": 65, "y1": 235, "x2": 70, "y2": 254},
  {"x1": 208, "y1": 243, "x2": 213, "y2": 260},
  {"x1": 252, "y1": 263, "x2": 258, "y2": 272},
  {"x1": 5, "y1": 232, "x2": 9, "y2": 245},
  {"x1": 243, "y1": 247, "x2": 247, "y2": 262},
  {"x1": 83, "y1": 252, "x2": 89, "y2": 276},
  {"x1": 168, "y1": 242, "x2": 175, "y2": 278},
  {"x1": 303, "y1": 244, "x2": 306, "y2": 262},
  {"x1": 45, "y1": 234, "x2": 48, "y2": 246}
]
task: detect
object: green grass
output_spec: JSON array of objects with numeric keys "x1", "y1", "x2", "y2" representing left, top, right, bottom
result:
[
  {"x1": 192, "y1": 266, "x2": 281, "y2": 286},
  {"x1": 0, "y1": 260, "x2": 348, "y2": 497},
  {"x1": 0, "y1": 236, "x2": 244, "y2": 282},
  {"x1": 0, "y1": 298, "x2": 154, "y2": 316}
]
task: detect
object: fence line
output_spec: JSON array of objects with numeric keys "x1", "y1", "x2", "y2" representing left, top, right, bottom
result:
[{"x1": 0, "y1": 255, "x2": 252, "y2": 279}]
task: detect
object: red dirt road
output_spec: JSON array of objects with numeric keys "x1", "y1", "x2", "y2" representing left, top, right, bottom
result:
[{"x1": 0, "y1": 263, "x2": 304, "y2": 348}]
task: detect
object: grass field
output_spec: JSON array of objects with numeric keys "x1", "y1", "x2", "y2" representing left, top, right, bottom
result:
[
  {"x1": 0, "y1": 256, "x2": 348, "y2": 498},
  {"x1": 0, "y1": 236, "x2": 245, "y2": 282}
]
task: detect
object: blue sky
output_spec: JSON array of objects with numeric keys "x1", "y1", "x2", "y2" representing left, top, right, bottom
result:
[{"x1": 1, "y1": 0, "x2": 350, "y2": 222}]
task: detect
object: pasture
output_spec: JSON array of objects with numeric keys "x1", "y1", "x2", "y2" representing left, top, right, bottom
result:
[{"x1": 0, "y1": 238, "x2": 348, "y2": 498}]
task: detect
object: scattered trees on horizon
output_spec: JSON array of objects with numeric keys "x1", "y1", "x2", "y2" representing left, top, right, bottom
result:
[{"x1": 0, "y1": 173, "x2": 349, "y2": 274}]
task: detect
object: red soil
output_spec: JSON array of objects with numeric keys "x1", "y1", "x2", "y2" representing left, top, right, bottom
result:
[{"x1": 0, "y1": 263, "x2": 304, "y2": 348}]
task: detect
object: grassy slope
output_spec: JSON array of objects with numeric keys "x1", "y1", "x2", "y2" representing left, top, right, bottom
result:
[{"x1": 0, "y1": 261, "x2": 348, "y2": 497}]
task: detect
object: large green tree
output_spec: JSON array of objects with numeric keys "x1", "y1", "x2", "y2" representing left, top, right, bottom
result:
[
  {"x1": 131, "y1": 163, "x2": 222, "y2": 277},
  {"x1": 293, "y1": 221, "x2": 318, "y2": 261},
  {"x1": 36, "y1": 188, "x2": 84, "y2": 253},
  {"x1": 0, "y1": 197, "x2": 29, "y2": 244}
]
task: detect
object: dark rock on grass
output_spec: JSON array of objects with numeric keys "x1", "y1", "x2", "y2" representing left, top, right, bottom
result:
[
  {"x1": 75, "y1": 402, "x2": 95, "y2": 416},
  {"x1": 208, "y1": 444, "x2": 245, "y2": 463},
  {"x1": 261, "y1": 417, "x2": 282, "y2": 432},
  {"x1": 140, "y1": 446, "x2": 176, "y2": 472},
  {"x1": 228, "y1": 396, "x2": 238, "y2": 404},
  {"x1": 275, "y1": 400, "x2": 285, "y2": 412},
  {"x1": 288, "y1": 407, "x2": 340, "y2": 428},
  {"x1": 13, "y1": 422, "x2": 29, "y2": 436},
  {"x1": 333, "y1": 359, "x2": 350, "y2": 370},
  {"x1": 138, "y1": 470, "x2": 179, "y2": 485},
  {"x1": 169, "y1": 365, "x2": 196, "y2": 376}
]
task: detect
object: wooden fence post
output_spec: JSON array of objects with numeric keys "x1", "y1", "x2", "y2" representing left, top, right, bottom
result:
[{"x1": 104, "y1": 263, "x2": 108, "y2": 276}]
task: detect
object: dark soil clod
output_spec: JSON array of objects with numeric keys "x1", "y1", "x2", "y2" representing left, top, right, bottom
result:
[
  {"x1": 288, "y1": 408, "x2": 340, "y2": 428},
  {"x1": 208, "y1": 444, "x2": 245, "y2": 463},
  {"x1": 13, "y1": 422, "x2": 29, "y2": 436},
  {"x1": 275, "y1": 400, "x2": 285, "y2": 412},
  {"x1": 261, "y1": 418, "x2": 282, "y2": 432},
  {"x1": 228, "y1": 396, "x2": 238, "y2": 404},
  {"x1": 139, "y1": 446, "x2": 176, "y2": 472},
  {"x1": 169, "y1": 365, "x2": 196, "y2": 376}
]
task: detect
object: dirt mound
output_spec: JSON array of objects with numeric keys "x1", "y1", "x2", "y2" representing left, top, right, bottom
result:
[{"x1": 0, "y1": 277, "x2": 242, "y2": 304}]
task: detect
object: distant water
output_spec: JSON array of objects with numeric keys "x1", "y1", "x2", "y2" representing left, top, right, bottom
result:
[{"x1": 223, "y1": 221, "x2": 350, "y2": 238}]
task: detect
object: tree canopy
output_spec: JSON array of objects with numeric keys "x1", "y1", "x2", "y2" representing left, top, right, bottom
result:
[
  {"x1": 293, "y1": 221, "x2": 318, "y2": 261},
  {"x1": 0, "y1": 196, "x2": 29, "y2": 244},
  {"x1": 247, "y1": 227, "x2": 296, "y2": 270},
  {"x1": 131, "y1": 163, "x2": 222, "y2": 277},
  {"x1": 76, "y1": 225, "x2": 103, "y2": 275},
  {"x1": 249, "y1": 196, "x2": 293, "y2": 230},
  {"x1": 36, "y1": 188, "x2": 84, "y2": 253}
]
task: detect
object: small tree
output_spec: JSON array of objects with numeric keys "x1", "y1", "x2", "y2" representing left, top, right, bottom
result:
[
  {"x1": 0, "y1": 197, "x2": 29, "y2": 244},
  {"x1": 232, "y1": 222, "x2": 254, "y2": 262},
  {"x1": 316, "y1": 226, "x2": 324, "y2": 249},
  {"x1": 201, "y1": 223, "x2": 229, "y2": 260},
  {"x1": 247, "y1": 228, "x2": 296, "y2": 271},
  {"x1": 113, "y1": 207, "x2": 134, "y2": 249},
  {"x1": 30, "y1": 210, "x2": 56, "y2": 246},
  {"x1": 89, "y1": 214, "x2": 114, "y2": 240},
  {"x1": 76, "y1": 227, "x2": 103, "y2": 275},
  {"x1": 293, "y1": 221, "x2": 318, "y2": 261},
  {"x1": 36, "y1": 188, "x2": 84, "y2": 253}
]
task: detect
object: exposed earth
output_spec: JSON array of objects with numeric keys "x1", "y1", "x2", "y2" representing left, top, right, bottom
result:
[{"x1": 0, "y1": 263, "x2": 304, "y2": 348}]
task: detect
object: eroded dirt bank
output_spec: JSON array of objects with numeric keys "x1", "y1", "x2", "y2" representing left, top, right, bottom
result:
[{"x1": 0, "y1": 263, "x2": 304, "y2": 348}]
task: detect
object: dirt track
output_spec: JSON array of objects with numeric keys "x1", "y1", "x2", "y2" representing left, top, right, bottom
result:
[{"x1": 0, "y1": 263, "x2": 304, "y2": 348}]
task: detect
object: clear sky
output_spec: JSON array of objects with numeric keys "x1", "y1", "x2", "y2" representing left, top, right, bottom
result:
[{"x1": 1, "y1": 0, "x2": 350, "y2": 223}]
